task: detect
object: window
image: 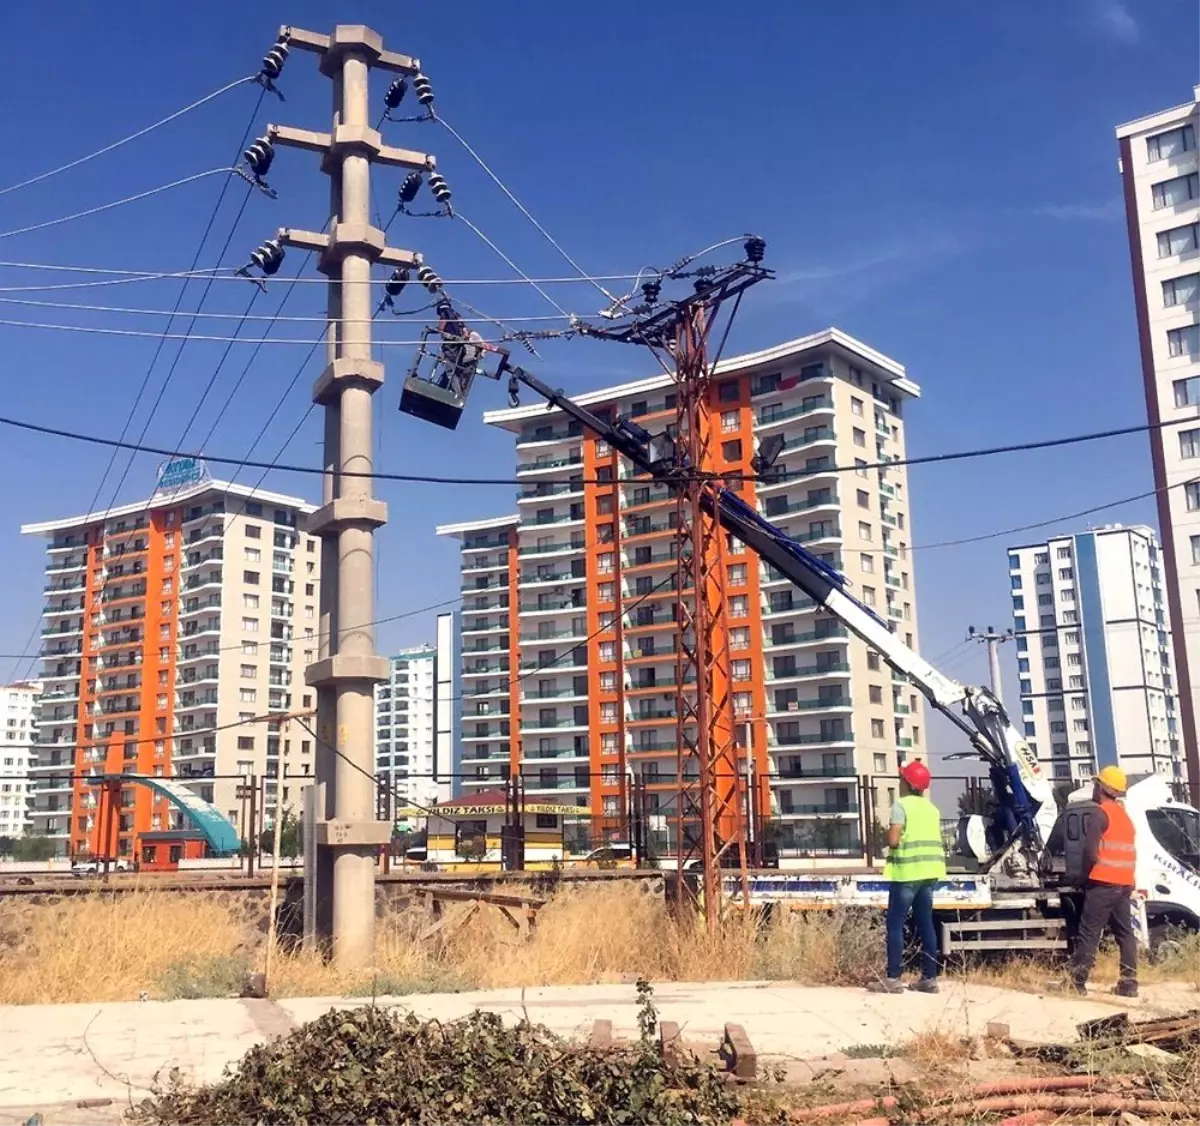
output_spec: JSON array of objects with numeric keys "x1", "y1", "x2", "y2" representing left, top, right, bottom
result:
[
  {"x1": 858, "y1": 521, "x2": 872, "y2": 541},
  {"x1": 857, "y1": 489, "x2": 870, "y2": 508},
  {"x1": 1163, "y1": 273, "x2": 1200, "y2": 307},
  {"x1": 1187, "y1": 482, "x2": 1200, "y2": 511},
  {"x1": 1191, "y1": 535, "x2": 1200, "y2": 565},
  {"x1": 731, "y1": 659, "x2": 751, "y2": 681},
  {"x1": 728, "y1": 563, "x2": 747, "y2": 585},
  {"x1": 243, "y1": 593, "x2": 259, "y2": 609},
  {"x1": 1063, "y1": 609, "x2": 1078, "y2": 624},
  {"x1": 851, "y1": 397, "x2": 864, "y2": 416},
  {"x1": 245, "y1": 525, "x2": 261, "y2": 539},
  {"x1": 237, "y1": 736, "x2": 254, "y2": 751},
  {"x1": 860, "y1": 552, "x2": 874, "y2": 573},
  {"x1": 867, "y1": 650, "x2": 881, "y2": 671},
  {"x1": 1174, "y1": 376, "x2": 1200, "y2": 406},
  {"x1": 722, "y1": 439, "x2": 742, "y2": 461},
  {"x1": 244, "y1": 547, "x2": 261, "y2": 562},
  {"x1": 718, "y1": 380, "x2": 739, "y2": 403},
  {"x1": 239, "y1": 688, "x2": 257, "y2": 703},
  {"x1": 1012, "y1": 595, "x2": 1025, "y2": 611},
  {"x1": 853, "y1": 427, "x2": 866, "y2": 447},
  {"x1": 1159, "y1": 222, "x2": 1200, "y2": 258},
  {"x1": 862, "y1": 586, "x2": 877, "y2": 606},
  {"x1": 242, "y1": 617, "x2": 259, "y2": 633},
  {"x1": 1167, "y1": 325, "x2": 1200, "y2": 357},
  {"x1": 243, "y1": 570, "x2": 260, "y2": 585},
  {"x1": 1058, "y1": 567, "x2": 1074, "y2": 581},
  {"x1": 1060, "y1": 587, "x2": 1075, "y2": 602},
  {"x1": 598, "y1": 641, "x2": 615, "y2": 662},
  {"x1": 720, "y1": 409, "x2": 739, "y2": 433},
  {"x1": 730, "y1": 595, "x2": 748, "y2": 617},
  {"x1": 870, "y1": 718, "x2": 885, "y2": 738},
  {"x1": 1152, "y1": 172, "x2": 1199, "y2": 210},
  {"x1": 1181, "y1": 429, "x2": 1200, "y2": 459},
  {"x1": 242, "y1": 641, "x2": 258, "y2": 656},
  {"x1": 868, "y1": 684, "x2": 883, "y2": 704},
  {"x1": 1038, "y1": 593, "x2": 1052, "y2": 605},
  {"x1": 1147, "y1": 123, "x2": 1196, "y2": 161}
]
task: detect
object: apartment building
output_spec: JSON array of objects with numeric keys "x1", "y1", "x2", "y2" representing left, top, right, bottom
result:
[
  {"x1": 375, "y1": 642, "x2": 453, "y2": 822},
  {"x1": 1008, "y1": 525, "x2": 1183, "y2": 785},
  {"x1": 438, "y1": 329, "x2": 925, "y2": 860},
  {"x1": 21, "y1": 470, "x2": 320, "y2": 859},
  {"x1": 0, "y1": 681, "x2": 40, "y2": 839},
  {"x1": 1116, "y1": 85, "x2": 1200, "y2": 791}
]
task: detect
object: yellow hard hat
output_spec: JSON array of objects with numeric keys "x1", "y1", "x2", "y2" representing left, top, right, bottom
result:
[{"x1": 1096, "y1": 765, "x2": 1127, "y2": 795}]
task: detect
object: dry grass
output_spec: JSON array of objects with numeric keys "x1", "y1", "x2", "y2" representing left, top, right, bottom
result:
[
  {"x1": 0, "y1": 890, "x2": 256, "y2": 1005},
  {"x1": 2, "y1": 882, "x2": 1195, "y2": 1007},
  {"x1": 0, "y1": 883, "x2": 884, "y2": 1004}
]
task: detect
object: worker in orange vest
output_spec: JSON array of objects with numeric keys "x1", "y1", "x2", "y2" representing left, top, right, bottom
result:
[{"x1": 1071, "y1": 765, "x2": 1138, "y2": 997}]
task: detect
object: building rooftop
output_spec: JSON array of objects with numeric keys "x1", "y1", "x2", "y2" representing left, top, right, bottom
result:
[
  {"x1": 20, "y1": 478, "x2": 317, "y2": 537},
  {"x1": 1115, "y1": 84, "x2": 1200, "y2": 138},
  {"x1": 482, "y1": 327, "x2": 920, "y2": 432},
  {"x1": 435, "y1": 513, "x2": 520, "y2": 538}
]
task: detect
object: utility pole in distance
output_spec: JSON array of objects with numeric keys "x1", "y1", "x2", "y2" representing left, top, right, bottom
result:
[
  {"x1": 270, "y1": 24, "x2": 435, "y2": 967},
  {"x1": 967, "y1": 625, "x2": 1015, "y2": 705}
]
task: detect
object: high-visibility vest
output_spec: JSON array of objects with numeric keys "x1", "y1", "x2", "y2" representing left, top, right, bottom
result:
[
  {"x1": 1090, "y1": 798, "x2": 1136, "y2": 886},
  {"x1": 883, "y1": 794, "x2": 947, "y2": 882}
]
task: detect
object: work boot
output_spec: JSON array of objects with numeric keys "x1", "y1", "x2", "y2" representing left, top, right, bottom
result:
[
  {"x1": 909, "y1": 977, "x2": 939, "y2": 994},
  {"x1": 1114, "y1": 979, "x2": 1139, "y2": 998},
  {"x1": 866, "y1": 978, "x2": 905, "y2": 994}
]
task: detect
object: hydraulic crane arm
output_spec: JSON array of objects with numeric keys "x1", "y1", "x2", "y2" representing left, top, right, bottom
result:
[{"x1": 499, "y1": 361, "x2": 1056, "y2": 872}]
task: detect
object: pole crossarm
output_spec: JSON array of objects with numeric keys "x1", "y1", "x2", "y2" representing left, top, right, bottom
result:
[
  {"x1": 280, "y1": 24, "x2": 421, "y2": 76},
  {"x1": 277, "y1": 226, "x2": 421, "y2": 274},
  {"x1": 268, "y1": 124, "x2": 434, "y2": 172}
]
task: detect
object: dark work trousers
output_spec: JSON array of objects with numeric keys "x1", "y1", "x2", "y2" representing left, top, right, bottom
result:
[
  {"x1": 886, "y1": 878, "x2": 940, "y2": 980},
  {"x1": 1072, "y1": 880, "x2": 1138, "y2": 986}
]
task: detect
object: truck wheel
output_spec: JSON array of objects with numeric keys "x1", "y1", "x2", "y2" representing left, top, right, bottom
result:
[{"x1": 1148, "y1": 923, "x2": 1187, "y2": 964}]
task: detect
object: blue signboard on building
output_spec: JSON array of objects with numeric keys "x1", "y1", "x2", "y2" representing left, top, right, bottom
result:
[{"x1": 156, "y1": 456, "x2": 207, "y2": 492}]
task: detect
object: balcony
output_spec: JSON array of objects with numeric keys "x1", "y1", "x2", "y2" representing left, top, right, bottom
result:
[
  {"x1": 775, "y1": 762, "x2": 857, "y2": 780},
  {"x1": 623, "y1": 518, "x2": 675, "y2": 539},
  {"x1": 771, "y1": 729, "x2": 855, "y2": 748},
  {"x1": 777, "y1": 427, "x2": 836, "y2": 453},
  {"x1": 517, "y1": 426, "x2": 581, "y2": 447},
  {"x1": 521, "y1": 717, "x2": 588, "y2": 734},
  {"x1": 760, "y1": 493, "x2": 839, "y2": 522},
  {"x1": 521, "y1": 747, "x2": 589, "y2": 762},
  {"x1": 766, "y1": 696, "x2": 852, "y2": 715},
  {"x1": 185, "y1": 523, "x2": 224, "y2": 545},
  {"x1": 462, "y1": 536, "x2": 513, "y2": 552},
  {"x1": 519, "y1": 598, "x2": 586, "y2": 615},
  {"x1": 522, "y1": 570, "x2": 585, "y2": 586},
  {"x1": 517, "y1": 455, "x2": 583, "y2": 476},
  {"x1": 41, "y1": 622, "x2": 83, "y2": 638},
  {"x1": 518, "y1": 483, "x2": 585, "y2": 503},
  {"x1": 462, "y1": 662, "x2": 510, "y2": 677},
  {"x1": 776, "y1": 801, "x2": 859, "y2": 817},
  {"x1": 763, "y1": 625, "x2": 848, "y2": 648},
  {"x1": 45, "y1": 557, "x2": 87, "y2": 574},
  {"x1": 519, "y1": 626, "x2": 586, "y2": 643},
  {"x1": 756, "y1": 397, "x2": 834, "y2": 428},
  {"x1": 522, "y1": 687, "x2": 588, "y2": 700},
  {"x1": 766, "y1": 660, "x2": 850, "y2": 681},
  {"x1": 462, "y1": 575, "x2": 508, "y2": 593}
]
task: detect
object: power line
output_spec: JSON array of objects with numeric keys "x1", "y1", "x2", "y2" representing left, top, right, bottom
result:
[
  {"x1": 2, "y1": 409, "x2": 1194, "y2": 489},
  {"x1": 0, "y1": 76, "x2": 256, "y2": 198},
  {"x1": 454, "y1": 211, "x2": 572, "y2": 318},
  {"x1": 436, "y1": 115, "x2": 618, "y2": 307},
  {"x1": 0, "y1": 168, "x2": 239, "y2": 241},
  {"x1": 0, "y1": 295, "x2": 574, "y2": 324},
  {"x1": 0, "y1": 317, "x2": 484, "y2": 344}
]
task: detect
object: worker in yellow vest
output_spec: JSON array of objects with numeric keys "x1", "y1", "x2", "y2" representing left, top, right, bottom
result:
[
  {"x1": 868, "y1": 760, "x2": 946, "y2": 994},
  {"x1": 1071, "y1": 765, "x2": 1138, "y2": 997}
]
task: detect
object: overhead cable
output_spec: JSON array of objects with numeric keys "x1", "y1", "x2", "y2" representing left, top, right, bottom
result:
[
  {"x1": 436, "y1": 114, "x2": 619, "y2": 305},
  {"x1": 2, "y1": 410, "x2": 1194, "y2": 488},
  {"x1": 0, "y1": 318, "x2": 457, "y2": 344},
  {"x1": 0, "y1": 75, "x2": 257, "y2": 198},
  {"x1": 0, "y1": 168, "x2": 240, "y2": 241}
]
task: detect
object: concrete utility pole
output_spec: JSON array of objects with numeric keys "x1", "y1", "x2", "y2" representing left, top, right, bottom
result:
[
  {"x1": 271, "y1": 24, "x2": 435, "y2": 967},
  {"x1": 967, "y1": 626, "x2": 1014, "y2": 704}
]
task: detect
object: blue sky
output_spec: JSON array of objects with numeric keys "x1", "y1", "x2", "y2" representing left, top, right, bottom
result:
[{"x1": 0, "y1": 0, "x2": 1196, "y2": 770}]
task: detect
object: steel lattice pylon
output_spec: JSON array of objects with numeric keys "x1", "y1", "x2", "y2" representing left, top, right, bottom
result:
[{"x1": 671, "y1": 305, "x2": 750, "y2": 930}]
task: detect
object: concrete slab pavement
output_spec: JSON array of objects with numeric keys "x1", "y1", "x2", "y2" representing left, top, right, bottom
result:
[{"x1": 0, "y1": 980, "x2": 1193, "y2": 1119}]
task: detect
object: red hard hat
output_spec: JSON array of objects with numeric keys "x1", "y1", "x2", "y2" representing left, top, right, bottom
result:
[{"x1": 900, "y1": 760, "x2": 931, "y2": 791}]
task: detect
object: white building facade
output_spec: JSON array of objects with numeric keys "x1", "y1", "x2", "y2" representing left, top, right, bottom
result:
[
  {"x1": 1116, "y1": 86, "x2": 1200, "y2": 793},
  {"x1": 1009, "y1": 525, "x2": 1183, "y2": 785},
  {"x1": 375, "y1": 644, "x2": 451, "y2": 822},
  {"x1": 1, "y1": 681, "x2": 40, "y2": 839}
]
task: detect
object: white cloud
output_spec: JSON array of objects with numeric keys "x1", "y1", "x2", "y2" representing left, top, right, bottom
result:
[
  {"x1": 1088, "y1": 0, "x2": 1139, "y2": 44},
  {"x1": 1027, "y1": 198, "x2": 1124, "y2": 221}
]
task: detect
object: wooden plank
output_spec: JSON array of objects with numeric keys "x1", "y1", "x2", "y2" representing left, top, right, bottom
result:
[
  {"x1": 948, "y1": 917, "x2": 1064, "y2": 933},
  {"x1": 659, "y1": 1021, "x2": 680, "y2": 1060},
  {"x1": 947, "y1": 938, "x2": 1068, "y2": 952},
  {"x1": 723, "y1": 1023, "x2": 757, "y2": 1082},
  {"x1": 589, "y1": 1019, "x2": 613, "y2": 1049}
]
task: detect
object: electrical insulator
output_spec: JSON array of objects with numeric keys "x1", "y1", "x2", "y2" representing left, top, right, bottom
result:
[
  {"x1": 249, "y1": 239, "x2": 284, "y2": 276},
  {"x1": 398, "y1": 171, "x2": 423, "y2": 206},
  {"x1": 642, "y1": 279, "x2": 661, "y2": 305},
  {"x1": 243, "y1": 136, "x2": 275, "y2": 178},
  {"x1": 744, "y1": 235, "x2": 766, "y2": 264},
  {"x1": 385, "y1": 77, "x2": 408, "y2": 110},
  {"x1": 418, "y1": 264, "x2": 443, "y2": 293},
  {"x1": 428, "y1": 172, "x2": 451, "y2": 205},
  {"x1": 413, "y1": 73, "x2": 435, "y2": 107},
  {"x1": 261, "y1": 38, "x2": 289, "y2": 80},
  {"x1": 385, "y1": 267, "x2": 410, "y2": 298}
]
